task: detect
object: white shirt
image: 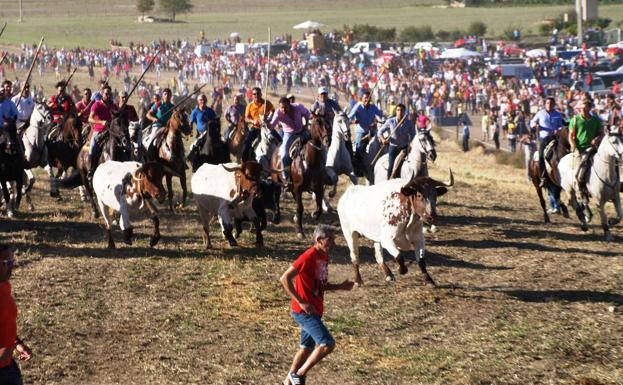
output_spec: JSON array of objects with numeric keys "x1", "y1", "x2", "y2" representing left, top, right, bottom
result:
[{"x1": 11, "y1": 94, "x2": 34, "y2": 122}]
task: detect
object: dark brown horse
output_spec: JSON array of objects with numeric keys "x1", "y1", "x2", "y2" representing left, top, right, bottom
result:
[
  {"x1": 59, "y1": 110, "x2": 131, "y2": 217},
  {"x1": 46, "y1": 114, "x2": 83, "y2": 197},
  {"x1": 147, "y1": 109, "x2": 192, "y2": 211},
  {"x1": 528, "y1": 127, "x2": 570, "y2": 223},
  {"x1": 271, "y1": 116, "x2": 330, "y2": 237},
  {"x1": 227, "y1": 118, "x2": 248, "y2": 163}
]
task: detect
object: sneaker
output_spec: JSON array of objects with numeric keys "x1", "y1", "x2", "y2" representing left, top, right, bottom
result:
[
  {"x1": 546, "y1": 208, "x2": 559, "y2": 214},
  {"x1": 288, "y1": 372, "x2": 306, "y2": 385}
]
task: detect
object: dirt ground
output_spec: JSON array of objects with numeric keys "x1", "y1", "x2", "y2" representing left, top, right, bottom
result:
[{"x1": 2, "y1": 128, "x2": 622, "y2": 385}]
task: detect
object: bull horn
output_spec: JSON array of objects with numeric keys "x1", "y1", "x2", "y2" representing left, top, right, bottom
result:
[
  {"x1": 221, "y1": 164, "x2": 241, "y2": 172},
  {"x1": 442, "y1": 168, "x2": 454, "y2": 187},
  {"x1": 162, "y1": 165, "x2": 181, "y2": 178}
]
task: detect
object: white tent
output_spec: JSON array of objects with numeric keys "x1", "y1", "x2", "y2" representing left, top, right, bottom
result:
[
  {"x1": 526, "y1": 48, "x2": 547, "y2": 58},
  {"x1": 293, "y1": 20, "x2": 325, "y2": 30},
  {"x1": 229, "y1": 32, "x2": 240, "y2": 38},
  {"x1": 440, "y1": 48, "x2": 482, "y2": 59}
]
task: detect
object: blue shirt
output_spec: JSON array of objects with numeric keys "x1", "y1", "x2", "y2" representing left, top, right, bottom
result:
[
  {"x1": 377, "y1": 116, "x2": 415, "y2": 147},
  {"x1": 348, "y1": 102, "x2": 383, "y2": 133},
  {"x1": 310, "y1": 99, "x2": 342, "y2": 117},
  {"x1": 529, "y1": 109, "x2": 563, "y2": 140},
  {"x1": 0, "y1": 98, "x2": 18, "y2": 126},
  {"x1": 189, "y1": 106, "x2": 218, "y2": 135}
]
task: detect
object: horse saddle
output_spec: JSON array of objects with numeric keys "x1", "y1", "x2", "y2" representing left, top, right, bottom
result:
[
  {"x1": 289, "y1": 137, "x2": 305, "y2": 160},
  {"x1": 47, "y1": 124, "x2": 62, "y2": 142},
  {"x1": 532, "y1": 139, "x2": 558, "y2": 174}
]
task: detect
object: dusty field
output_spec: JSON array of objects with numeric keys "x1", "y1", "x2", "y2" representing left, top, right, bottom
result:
[{"x1": 2, "y1": 129, "x2": 623, "y2": 385}]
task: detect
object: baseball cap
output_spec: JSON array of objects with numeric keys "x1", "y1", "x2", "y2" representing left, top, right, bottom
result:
[{"x1": 317, "y1": 86, "x2": 328, "y2": 95}]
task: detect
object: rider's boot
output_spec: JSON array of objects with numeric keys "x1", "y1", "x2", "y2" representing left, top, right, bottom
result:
[{"x1": 87, "y1": 146, "x2": 99, "y2": 181}]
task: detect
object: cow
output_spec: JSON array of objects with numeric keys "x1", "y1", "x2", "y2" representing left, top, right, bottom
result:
[
  {"x1": 337, "y1": 169, "x2": 454, "y2": 286},
  {"x1": 92, "y1": 160, "x2": 176, "y2": 249},
  {"x1": 192, "y1": 161, "x2": 264, "y2": 248}
]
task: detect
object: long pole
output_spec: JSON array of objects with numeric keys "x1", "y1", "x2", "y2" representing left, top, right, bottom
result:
[
  {"x1": 265, "y1": 27, "x2": 270, "y2": 94},
  {"x1": 0, "y1": 52, "x2": 8, "y2": 67},
  {"x1": 120, "y1": 53, "x2": 157, "y2": 109},
  {"x1": 16, "y1": 36, "x2": 44, "y2": 108},
  {"x1": 0, "y1": 22, "x2": 7, "y2": 39},
  {"x1": 577, "y1": 0, "x2": 583, "y2": 46},
  {"x1": 65, "y1": 66, "x2": 78, "y2": 86},
  {"x1": 18, "y1": 0, "x2": 23, "y2": 22}
]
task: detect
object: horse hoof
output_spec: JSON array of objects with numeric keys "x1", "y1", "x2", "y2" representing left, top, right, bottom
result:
[
  {"x1": 423, "y1": 275, "x2": 437, "y2": 287},
  {"x1": 355, "y1": 280, "x2": 364, "y2": 287},
  {"x1": 227, "y1": 240, "x2": 238, "y2": 247},
  {"x1": 385, "y1": 275, "x2": 396, "y2": 282},
  {"x1": 312, "y1": 212, "x2": 321, "y2": 220},
  {"x1": 149, "y1": 235, "x2": 161, "y2": 247},
  {"x1": 605, "y1": 234, "x2": 614, "y2": 242},
  {"x1": 92, "y1": 211, "x2": 100, "y2": 219},
  {"x1": 608, "y1": 218, "x2": 620, "y2": 226},
  {"x1": 50, "y1": 191, "x2": 59, "y2": 198},
  {"x1": 429, "y1": 225, "x2": 439, "y2": 233},
  {"x1": 107, "y1": 242, "x2": 116, "y2": 249},
  {"x1": 328, "y1": 190, "x2": 336, "y2": 198},
  {"x1": 580, "y1": 224, "x2": 589, "y2": 232},
  {"x1": 28, "y1": 204, "x2": 34, "y2": 212},
  {"x1": 296, "y1": 233, "x2": 304, "y2": 239},
  {"x1": 544, "y1": 215, "x2": 551, "y2": 223},
  {"x1": 7, "y1": 211, "x2": 14, "y2": 218}
]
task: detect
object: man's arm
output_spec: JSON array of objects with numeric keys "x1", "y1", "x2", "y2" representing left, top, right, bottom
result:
[
  {"x1": 280, "y1": 265, "x2": 316, "y2": 314},
  {"x1": 568, "y1": 117, "x2": 577, "y2": 152},
  {"x1": 146, "y1": 105, "x2": 158, "y2": 123},
  {"x1": 325, "y1": 280, "x2": 354, "y2": 291}
]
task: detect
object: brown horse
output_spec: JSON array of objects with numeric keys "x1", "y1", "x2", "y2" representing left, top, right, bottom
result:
[
  {"x1": 58, "y1": 111, "x2": 131, "y2": 217},
  {"x1": 528, "y1": 127, "x2": 570, "y2": 223},
  {"x1": 46, "y1": 114, "x2": 83, "y2": 197},
  {"x1": 148, "y1": 109, "x2": 192, "y2": 211},
  {"x1": 227, "y1": 118, "x2": 248, "y2": 162},
  {"x1": 271, "y1": 116, "x2": 330, "y2": 237}
]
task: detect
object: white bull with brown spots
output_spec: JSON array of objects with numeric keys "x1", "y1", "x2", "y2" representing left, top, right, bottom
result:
[
  {"x1": 337, "y1": 170, "x2": 453, "y2": 286},
  {"x1": 93, "y1": 161, "x2": 176, "y2": 249}
]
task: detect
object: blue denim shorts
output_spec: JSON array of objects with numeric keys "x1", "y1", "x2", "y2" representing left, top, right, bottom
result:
[{"x1": 291, "y1": 311, "x2": 335, "y2": 349}]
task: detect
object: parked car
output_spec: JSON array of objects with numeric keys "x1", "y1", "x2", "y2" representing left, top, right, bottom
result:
[{"x1": 349, "y1": 42, "x2": 388, "y2": 56}]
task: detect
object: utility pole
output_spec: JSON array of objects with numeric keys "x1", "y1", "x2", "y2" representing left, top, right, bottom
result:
[
  {"x1": 576, "y1": 0, "x2": 583, "y2": 46},
  {"x1": 18, "y1": 0, "x2": 23, "y2": 22}
]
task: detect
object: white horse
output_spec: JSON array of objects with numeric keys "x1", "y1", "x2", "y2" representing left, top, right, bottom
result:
[
  {"x1": 325, "y1": 112, "x2": 357, "y2": 198},
  {"x1": 374, "y1": 129, "x2": 437, "y2": 183},
  {"x1": 559, "y1": 132, "x2": 623, "y2": 240},
  {"x1": 361, "y1": 134, "x2": 385, "y2": 185},
  {"x1": 255, "y1": 125, "x2": 280, "y2": 178}
]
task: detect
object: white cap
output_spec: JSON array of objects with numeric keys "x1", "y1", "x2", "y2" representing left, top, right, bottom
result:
[{"x1": 317, "y1": 86, "x2": 328, "y2": 95}]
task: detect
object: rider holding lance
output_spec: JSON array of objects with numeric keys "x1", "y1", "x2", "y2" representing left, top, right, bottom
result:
[
  {"x1": 223, "y1": 93, "x2": 245, "y2": 145},
  {"x1": 377, "y1": 103, "x2": 415, "y2": 180},
  {"x1": 348, "y1": 90, "x2": 383, "y2": 159},
  {"x1": 270, "y1": 97, "x2": 310, "y2": 185},
  {"x1": 310, "y1": 87, "x2": 341, "y2": 128},
  {"x1": 87, "y1": 85, "x2": 118, "y2": 178},
  {"x1": 242, "y1": 87, "x2": 274, "y2": 162},
  {"x1": 11, "y1": 83, "x2": 34, "y2": 131},
  {"x1": 47, "y1": 80, "x2": 74, "y2": 126}
]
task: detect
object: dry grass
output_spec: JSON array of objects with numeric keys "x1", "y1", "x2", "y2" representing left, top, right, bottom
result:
[{"x1": 2, "y1": 126, "x2": 622, "y2": 384}]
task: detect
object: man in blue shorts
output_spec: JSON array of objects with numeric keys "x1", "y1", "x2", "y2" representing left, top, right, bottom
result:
[{"x1": 280, "y1": 225, "x2": 354, "y2": 385}]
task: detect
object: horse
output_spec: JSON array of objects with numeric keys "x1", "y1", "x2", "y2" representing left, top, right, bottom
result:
[
  {"x1": 254, "y1": 124, "x2": 281, "y2": 178},
  {"x1": 528, "y1": 128, "x2": 571, "y2": 223},
  {"x1": 58, "y1": 110, "x2": 131, "y2": 217},
  {"x1": 147, "y1": 109, "x2": 192, "y2": 211},
  {"x1": 325, "y1": 112, "x2": 357, "y2": 198},
  {"x1": 374, "y1": 129, "x2": 437, "y2": 183},
  {"x1": 0, "y1": 120, "x2": 25, "y2": 217},
  {"x1": 355, "y1": 132, "x2": 385, "y2": 185},
  {"x1": 187, "y1": 119, "x2": 230, "y2": 172},
  {"x1": 227, "y1": 118, "x2": 248, "y2": 163},
  {"x1": 128, "y1": 120, "x2": 146, "y2": 163},
  {"x1": 271, "y1": 116, "x2": 330, "y2": 237},
  {"x1": 559, "y1": 132, "x2": 623, "y2": 241}
]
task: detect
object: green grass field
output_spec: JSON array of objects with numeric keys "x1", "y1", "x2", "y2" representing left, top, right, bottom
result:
[{"x1": 0, "y1": 1, "x2": 621, "y2": 48}]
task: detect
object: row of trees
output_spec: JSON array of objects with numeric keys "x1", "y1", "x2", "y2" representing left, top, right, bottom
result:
[
  {"x1": 349, "y1": 21, "x2": 489, "y2": 43},
  {"x1": 137, "y1": 0, "x2": 192, "y2": 21}
]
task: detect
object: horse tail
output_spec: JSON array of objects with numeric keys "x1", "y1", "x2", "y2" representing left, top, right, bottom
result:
[{"x1": 57, "y1": 171, "x2": 83, "y2": 189}]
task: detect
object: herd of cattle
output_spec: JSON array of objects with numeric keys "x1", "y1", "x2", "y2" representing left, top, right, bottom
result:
[{"x1": 8, "y1": 96, "x2": 622, "y2": 286}]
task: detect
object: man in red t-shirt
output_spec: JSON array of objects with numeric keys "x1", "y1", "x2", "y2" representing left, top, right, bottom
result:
[
  {"x1": 280, "y1": 225, "x2": 354, "y2": 385},
  {"x1": 0, "y1": 244, "x2": 33, "y2": 384}
]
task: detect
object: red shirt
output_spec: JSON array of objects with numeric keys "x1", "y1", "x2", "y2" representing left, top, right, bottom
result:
[
  {"x1": 76, "y1": 99, "x2": 91, "y2": 124},
  {"x1": 291, "y1": 247, "x2": 329, "y2": 317},
  {"x1": 0, "y1": 282, "x2": 17, "y2": 369},
  {"x1": 90, "y1": 100, "x2": 117, "y2": 133}
]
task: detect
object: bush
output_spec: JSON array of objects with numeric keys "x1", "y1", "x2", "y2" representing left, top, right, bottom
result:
[
  {"x1": 400, "y1": 25, "x2": 434, "y2": 42},
  {"x1": 449, "y1": 29, "x2": 464, "y2": 41},
  {"x1": 352, "y1": 24, "x2": 396, "y2": 42},
  {"x1": 436, "y1": 30, "x2": 451, "y2": 41},
  {"x1": 467, "y1": 21, "x2": 487, "y2": 37},
  {"x1": 539, "y1": 23, "x2": 553, "y2": 36},
  {"x1": 502, "y1": 27, "x2": 516, "y2": 41}
]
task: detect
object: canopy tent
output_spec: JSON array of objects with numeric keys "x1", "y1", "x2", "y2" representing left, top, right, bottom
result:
[
  {"x1": 293, "y1": 20, "x2": 325, "y2": 30},
  {"x1": 440, "y1": 48, "x2": 482, "y2": 59},
  {"x1": 526, "y1": 48, "x2": 547, "y2": 58}
]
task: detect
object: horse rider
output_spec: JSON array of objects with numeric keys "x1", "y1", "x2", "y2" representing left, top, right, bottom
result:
[
  {"x1": 118, "y1": 91, "x2": 139, "y2": 124},
  {"x1": 377, "y1": 103, "x2": 415, "y2": 179},
  {"x1": 310, "y1": 86, "x2": 341, "y2": 129},
  {"x1": 2, "y1": 80, "x2": 14, "y2": 99},
  {"x1": 223, "y1": 93, "x2": 245, "y2": 145},
  {"x1": 189, "y1": 93, "x2": 219, "y2": 149},
  {"x1": 11, "y1": 83, "x2": 34, "y2": 132},
  {"x1": 144, "y1": 88, "x2": 174, "y2": 152},
  {"x1": 242, "y1": 87, "x2": 274, "y2": 162},
  {"x1": 47, "y1": 80, "x2": 75, "y2": 127},
  {"x1": 76, "y1": 88, "x2": 93, "y2": 125},
  {"x1": 87, "y1": 85, "x2": 118, "y2": 179},
  {"x1": 270, "y1": 97, "x2": 310, "y2": 186},
  {"x1": 0, "y1": 88, "x2": 19, "y2": 154},
  {"x1": 348, "y1": 89, "x2": 383, "y2": 159},
  {"x1": 530, "y1": 97, "x2": 564, "y2": 188},
  {"x1": 569, "y1": 99, "x2": 604, "y2": 204}
]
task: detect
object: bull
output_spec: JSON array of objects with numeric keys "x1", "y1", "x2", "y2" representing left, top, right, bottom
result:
[
  {"x1": 92, "y1": 161, "x2": 176, "y2": 249},
  {"x1": 337, "y1": 169, "x2": 453, "y2": 286},
  {"x1": 191, "y1": 161, "x2": 264, "y2": 248}
]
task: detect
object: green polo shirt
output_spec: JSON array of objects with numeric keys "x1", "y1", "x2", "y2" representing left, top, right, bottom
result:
[{"x1": 569, "y1": 114, "x2": 602, "y2": 152}]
